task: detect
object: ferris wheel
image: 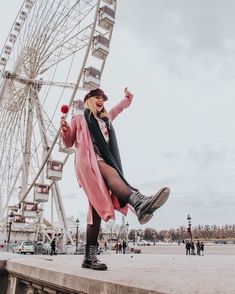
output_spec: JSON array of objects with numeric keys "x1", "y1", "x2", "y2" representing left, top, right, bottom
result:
[{"x1": 0, "y1": 0, "x2": 117, "y2": 242}]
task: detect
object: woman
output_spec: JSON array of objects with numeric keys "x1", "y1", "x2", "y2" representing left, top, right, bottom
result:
[{"x1": 61, "y1": 87, "x2": 170, "y2": 271}]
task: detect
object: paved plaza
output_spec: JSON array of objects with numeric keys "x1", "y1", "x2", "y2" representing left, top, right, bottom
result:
[{"x1": 1, "y1": 245, "x2": 235, "y2": 293}]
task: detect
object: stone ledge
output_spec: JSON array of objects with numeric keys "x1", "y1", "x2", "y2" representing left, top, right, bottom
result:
[
  {"x1": 1, "y1": 252, "x2": 235, "y2": 294},
  {"x1": 1, "y1": 253, "x2": 162, "y2": 294}
]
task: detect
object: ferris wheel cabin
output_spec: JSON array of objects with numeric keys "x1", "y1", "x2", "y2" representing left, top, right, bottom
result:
[
  {"x1": 34, "y1": 183, "x2": 50, "y2": 203},
  {"x1": 46, "y1": 160, "x2": 63, "y2": 181},
  {"x1": 4, "y1": 45, "x2": 12, "y2": 55},
  {"x1": 0, "y1": 58, "x2": 7, "y2": 66},
  {"x1": 9, "y1": 34, "x2": 17, "y2": 43},
  {"x1": 13, "y1": 214, "x2": 25, "y2": 223},
  {"x1": 22, "y1": 201, "x2": 38, "y2": 218},
  {"x1": 25, "y1": 0, "x2": 33, "y2": 9},
  {"x1": 20, "y1": 11, "x2": 27, "y2": 21},
  {"x1": 9, "y1": 214, "x2": 26, "y2": 231},
  {"x1": 83, "y1": 67, "x2": 101, "y2": 90},
  {"x1": 98, "y1": 6, "x2": 115, "y2": 31},
  {"x1": 14, "y1": 22, "x2": 21, "y2": 32},
  {"x1": 102, "y1": 0, "x2": 116, "y2": 5},
  {"x1": 92, "y1": 35, "x2": 110, "y2": 60}
]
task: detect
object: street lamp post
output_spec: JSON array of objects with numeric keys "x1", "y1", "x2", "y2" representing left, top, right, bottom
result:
[
  {"x1": 75, "y1": 218, "x2": 79, "y2": 252},
  {"x1": 125, "y1": 222, "x2": 129, "y2": 244},
  {"x1": 7, "y1": 211, "x2": 14, "y2": 245},
  {"x1": 205, "y1": 224, "x2": 209, "y2": 241},
  {"x1": 187, "y1": 214, "x2": 192, "y2": 243},
  {"x1": 99, "y1": 227, "x2": 103, "y2": 240},
  {"x1": 152, "y1": 232, "x2": 156, "y2": 245},
  {"x1": 134, "y1": 230, "x2": 137, "y2": 245}
]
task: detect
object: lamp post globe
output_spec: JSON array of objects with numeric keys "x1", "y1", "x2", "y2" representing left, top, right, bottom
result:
[{"x1": 187, "y1": 214, "x2": 191, "y2": 224}]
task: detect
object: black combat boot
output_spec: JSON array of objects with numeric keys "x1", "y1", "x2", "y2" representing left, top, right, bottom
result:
[
  {"x1": 128, "y1": 187, "x2": 170, "y2": 224},
  {"x1": 82, "y1": 244, "x2": 107, "y2": 271}
]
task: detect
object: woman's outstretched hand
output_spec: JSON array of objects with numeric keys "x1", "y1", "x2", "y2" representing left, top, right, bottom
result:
[
  {"x1": 124, "y1": 87, "x2": 134, "y2": 100},
  {"x1": 60, "y1": 117, "x2": 70, "y2": 133}
]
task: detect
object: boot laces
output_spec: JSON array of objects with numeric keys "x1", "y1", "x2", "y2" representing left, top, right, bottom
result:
[
  {"x1": 136, "y1": 191, "x2": 145, "y2": 199},
  {"x1": 88, "y1": 246, "x2": 100, "y2": 263}
]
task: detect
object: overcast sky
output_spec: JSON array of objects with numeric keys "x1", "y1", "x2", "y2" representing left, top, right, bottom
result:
[{"x1": 1, "y1": 1, "x2": 235, "y2": 231}]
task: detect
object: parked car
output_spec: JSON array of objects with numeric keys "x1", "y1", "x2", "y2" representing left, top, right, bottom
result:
[
  {"x1": 12, "y1": 241, "x2": 35, "y2": 254},
  {"x1": 76, "y1": 243, "x2": 86, "y2": 255},
  {"x1": 35, "y1": 242, "x2": 50, "y2": 254},
  {"x1": 137, "y1": 240, "x2": 152, "y2": 246},
  {"x1": 12, "y1": 242, "x2": 21, "y2": 253}
]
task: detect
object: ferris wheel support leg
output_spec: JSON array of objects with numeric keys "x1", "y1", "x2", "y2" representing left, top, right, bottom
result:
[
  {"x1": 0, "y1": 79, "x2": 9, "y2": 102},
  {"x1": 34, "y1": 91, "x2": 71, "y2": 242},
  {"x1": 3, "y1": 167, "x2": 22, "y2": 214},
  {"x1": 53, "y1": 182, "x2": 73, "y2": 244},
  {"x1": 21, "y1": 89, "x2": 35, "y2": 196},
  {"x1": 0, "y1": 195, "x2": 3, "y2": 221}
]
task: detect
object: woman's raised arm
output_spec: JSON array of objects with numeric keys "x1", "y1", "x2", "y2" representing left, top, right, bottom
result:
[{"x1": 108, "y1": 87, "x2": 134, "y2": 121}]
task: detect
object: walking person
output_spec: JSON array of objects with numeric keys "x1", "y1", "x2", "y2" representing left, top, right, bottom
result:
[
  {"x1": 122, "y1": 240, "x2": 127, "y2": 254},
  {"x1": 185, "y1": 241, "x2": 191, "y2": 255},
  {"x1": 61, "y1": 87, "x2": 170, "y2": 271},
  {"x1": 191, "y1": 241, "x2": 196, "y2": 255},
  {"x1": 196, "y1": 240, "x2": 201, "y2": 256},
  {"x1": 50, "y1": 238, "x2": 56, "y2": 256},
  {"x1": 118, "y1": 242, "x2": 122, "y2": 254},
  {"x1": 104, "y1": 242, "x2": 108, "y2": 252},
  {"x1": 200, "y1": 242, "x2": 204, "y2": 256},
  {"x1": 115, "y1": 242, "x2": 119, "y2": 254}
]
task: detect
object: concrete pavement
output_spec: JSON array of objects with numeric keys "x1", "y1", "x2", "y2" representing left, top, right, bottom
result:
[{"x1": 1, "y1": 252, "x2": 235, "y2": 293}]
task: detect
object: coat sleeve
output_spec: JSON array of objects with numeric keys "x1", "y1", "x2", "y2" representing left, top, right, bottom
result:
[
  {"x1": 61, "y1": 116, "x2": 77, "y2": 148},
  {"x1": 108, "y1": 94, "x2": 133, "y2": 121}
]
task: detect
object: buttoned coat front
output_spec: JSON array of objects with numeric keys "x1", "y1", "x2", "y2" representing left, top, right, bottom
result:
[{"x1": 62, "y1": 95, "x2": 133, "y2": 224}]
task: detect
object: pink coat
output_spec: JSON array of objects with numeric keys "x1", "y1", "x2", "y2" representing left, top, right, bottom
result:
[{"x1": 62, "y1": 95, "x2": 133, "y2": 224}]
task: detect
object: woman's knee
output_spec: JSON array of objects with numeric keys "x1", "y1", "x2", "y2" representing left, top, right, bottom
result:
[{"x1": 98, "y1": 161, "x2": 118, "y2": 178}]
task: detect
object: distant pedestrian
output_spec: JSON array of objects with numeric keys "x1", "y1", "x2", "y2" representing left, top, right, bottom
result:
[
  {"x1": 196, "y1": 241, "x2": 201, "y2": 256},
  {"x1": 122, "y1": 240, "x2": 127, "y2": 254},
  {"x1": 115, "y1": 242, "x2": 119, "y2": 254},
  {"x1": 118, "y1": 242, "x2": 122, "y2": 253},
  {"x1": 200, "y1": 242, "x2": 204, "y2": 256},
  {"x1": 104, "y1": 242, "x2": 107, "y2": 251},
  {"x1": 50, "y1": 238, "x2": 56, "y2": 256},
  {"x1": 185, "y1": 241, "x2": 191, "y2": 255},
  {"x1": 191, "y1": 242, "x2": 196, "y2": 255}
]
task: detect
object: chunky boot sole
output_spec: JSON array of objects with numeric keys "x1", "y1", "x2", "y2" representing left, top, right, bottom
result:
[
  {"x1": 138, "y1": 213, "x2": 153, "y2": 225},
  {"x1": 138, "y1": 187, "x2": 170, "y2": 224},
  {"x1": 82, "y1": 262, "x2": 108, "y2": 271}
]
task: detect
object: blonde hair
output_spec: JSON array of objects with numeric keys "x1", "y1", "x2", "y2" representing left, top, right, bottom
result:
[{"x1": 85, "y1": 96, "x2": 109, "y2": 119}]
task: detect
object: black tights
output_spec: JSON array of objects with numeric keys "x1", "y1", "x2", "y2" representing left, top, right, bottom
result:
[
  {"x1": 86, "y1": 207, "x2": 101, "y2": 245},
  {"x1": 98, "y1": 160, "x2": 132, "y2": 201},
  {"x1": 86, "y1": 161, "x2": 132, "y2": 245}
]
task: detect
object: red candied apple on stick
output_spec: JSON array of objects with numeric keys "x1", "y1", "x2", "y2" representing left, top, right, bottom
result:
[{"x1": 61, "y1": 104, "x2": 69, "y2": 116}]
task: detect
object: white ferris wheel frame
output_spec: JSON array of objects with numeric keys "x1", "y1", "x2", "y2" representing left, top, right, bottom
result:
[{"x1": 0, "y1": 0, "x2": 117, "y2": 243}]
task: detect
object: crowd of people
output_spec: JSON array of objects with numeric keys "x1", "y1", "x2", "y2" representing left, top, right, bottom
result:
[
  {"x1": 114, "y1": 240, "x2": 127, "y2": 254},
  {"x1": 185, "y1": 240, "x2": 204, "y2": 256}
]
